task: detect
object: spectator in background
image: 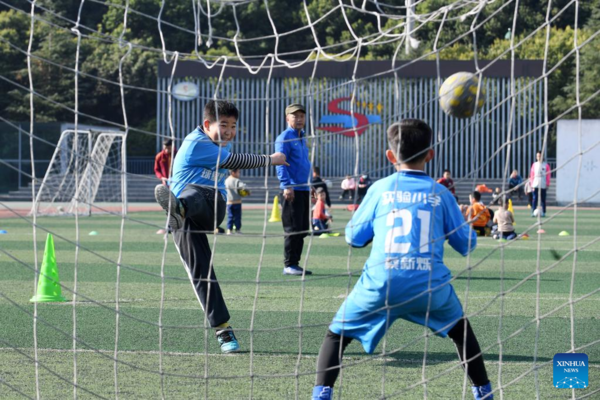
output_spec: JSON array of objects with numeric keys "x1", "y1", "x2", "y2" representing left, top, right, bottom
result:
[
  {"x1": 508, "y1": 170, "x2": 523, "y2": 200},
  {"x1": 493, "y1": 197, "x2": 517, "y2": 241},
  {"x1": 154, "y1": 139, "x2": 176, "y2": 186},
  {"x1": 530, "y1": 150, "x2": 551, "y2": 217},
  {"x1": 357, "y1": 174, "x2": 372, "y2": 203},
  {"x1": 225, "y1": 169, "x2": 249, "y2": 235},
  {"x1": 276, "y1": 103, "x2": 313, "y2": 276},
  {"x1": 524, "y1": 179, "x2": 533, "y2": 209},
  {"x1": 340, "y1": 175, "x2": 356, "y2": 200},
  {"x1": 154, "y1": 139, "x2": 176, "y2": 234},
  {"x1": 312, "y1": 188, "x2": 332, "y2": 234},
  {"x1": 437, "y1": 169, "x2": 458, "y2": 202},
  {"x1": 464, "y1": 191, "x2": 491, "y2": 236},
  {"x1": 492, "y1": 187, "x2": 502, "y2": 205},
  {"x1": 311, "y1": 166, "x2": 331, "y2": 207}
]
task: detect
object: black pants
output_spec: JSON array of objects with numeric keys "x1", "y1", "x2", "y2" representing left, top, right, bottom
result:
[
  {"x1": 173, "y1": 185, "x2": 230, "y2": 328},
  {"x1": 281, "y1": 190, "x2": 310, "y2": 267},
  {"x1": 316, "y1": 319, "x2": 489, "y2": 388},
  {"x1": 473, "y1": 226, "x2": 487, "y2": 236},
  {"x1": 532, "y1": 188, "x2": 547, "y2": 213},
  {"x1": 509, "y1": 185, "x2": 523, "y2": 200}
]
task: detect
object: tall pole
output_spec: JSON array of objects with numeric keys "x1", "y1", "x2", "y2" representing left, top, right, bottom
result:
[
  {"x1": 18, "y1": 123, "x2": 22, "y2": 189},
  {"x1": 405, "y1": 0, "x2": 414, "y2": 55}
]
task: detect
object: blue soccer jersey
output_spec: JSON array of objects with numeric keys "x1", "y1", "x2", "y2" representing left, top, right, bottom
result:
[
  {"x1": 345, "y1": 170, "x2": 476, "y2": 313},
  {"x1": 169, "y1": 127, "x2": 232, "y2": 198}
]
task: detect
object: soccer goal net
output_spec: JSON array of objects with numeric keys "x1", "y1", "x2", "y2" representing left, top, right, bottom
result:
[
  {"x1": 1, "y1": 1, "x2": 599, "y2": 399},
  {"x1": 32, "y1": 130, "x2": 126, "y2": 216}
]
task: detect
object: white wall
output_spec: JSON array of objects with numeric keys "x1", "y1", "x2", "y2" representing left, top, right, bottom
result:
[{"x1": 557, "y1": 119, "x2": 600, "y2": 205}]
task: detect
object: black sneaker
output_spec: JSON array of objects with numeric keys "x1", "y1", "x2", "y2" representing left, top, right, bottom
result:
[
  {"x1": 155, "y1": 185, "x2": 184, "y2": 230},
  {"x1": 215, "y1": 326, "x2": 240, "y2": 353}
]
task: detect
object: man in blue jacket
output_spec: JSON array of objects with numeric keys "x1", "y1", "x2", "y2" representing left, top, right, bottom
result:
[{"x1": 276, "y1": 103, "x2": 313, "y2": 276}]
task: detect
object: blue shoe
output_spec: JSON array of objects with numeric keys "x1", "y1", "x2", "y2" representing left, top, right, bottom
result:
[
  {"x1": 472, "y1": 382, "x2": 493, "y2": 399},
  {"x1": 312, "y1": 386, "x2": 332, "y2": 400},
  {"x1": 283, "y1": 265, "x2": 312, "y2": 276},
  {"x1": 155, "y1": 185, "x2": 184, "y2": 230},
  {"x1": 215, "y1": 326, "x2": 240, "y2": 353}
]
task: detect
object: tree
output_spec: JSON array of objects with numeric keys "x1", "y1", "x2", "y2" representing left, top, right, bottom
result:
[{"x1": 557, "y1": 8, "x2": 600, "y2": 118}]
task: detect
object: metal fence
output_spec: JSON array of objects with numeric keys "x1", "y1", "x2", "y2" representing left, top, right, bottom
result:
[{"x1": 157, "y1": 60, "x2": 545, "y2": 180}]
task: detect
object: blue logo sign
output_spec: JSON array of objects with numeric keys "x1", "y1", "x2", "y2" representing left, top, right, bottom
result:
[{"x1": 553, "y1": 353, "x2": 588, "y2": 389}]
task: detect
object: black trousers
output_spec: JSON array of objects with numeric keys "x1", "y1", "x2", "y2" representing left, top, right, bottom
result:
[
  {"x1": 173, "y1": 185, "x2": 230, "y2": 328},
  {"x1": 532, "y1": 188, "x2": 547, "y2": 213},
  {"x1": 316, "y1": 319, "x2": 489, "y2": 388},
  {"x1": 281, "y1": 190, "x2": 310, "y2": 267}
]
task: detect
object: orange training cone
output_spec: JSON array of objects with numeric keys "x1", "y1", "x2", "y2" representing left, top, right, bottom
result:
[
  {"x1": 268, "y1": 195, "x2": 282, "y2": 222},
  {"x1": 30, "y1": 234, "x2": 66, "y2": 303}
]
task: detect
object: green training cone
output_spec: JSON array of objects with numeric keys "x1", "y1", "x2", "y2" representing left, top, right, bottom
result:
[
  {"x1": 30, "y1": 233, "x2": 66, "y2": 303},
  {"x1": 558, "y1": 231, "x2": 570, "y2": 236}
]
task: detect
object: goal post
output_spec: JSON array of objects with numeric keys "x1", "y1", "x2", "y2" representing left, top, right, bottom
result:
[{"x1": 32, "y1": 129, "x2": 127, "y2": 216}]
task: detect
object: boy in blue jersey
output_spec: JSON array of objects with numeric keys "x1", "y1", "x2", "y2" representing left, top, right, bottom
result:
[
  {"x1": 312, "y1": 119, "x2": 493, "y2": 400},
  {"x1": 154, "y1": 100, "x2": 288, "y2": 353}
]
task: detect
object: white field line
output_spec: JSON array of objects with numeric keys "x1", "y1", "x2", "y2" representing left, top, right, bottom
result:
[{"x1": 3, "y1": 347, "x2": 600, "y2": 367}]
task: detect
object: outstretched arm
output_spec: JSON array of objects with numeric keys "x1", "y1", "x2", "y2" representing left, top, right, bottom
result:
[
  {"x1": 220, "y1": 153, "x2": 271, "y2": 169},
  {"x1": 220, "y1": 152, "x2": 287, "y2": 170}
]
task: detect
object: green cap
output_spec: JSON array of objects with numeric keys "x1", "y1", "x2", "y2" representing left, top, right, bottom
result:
[{"x1": 285, "y1": 103, "x2": 306, "y2": 115}]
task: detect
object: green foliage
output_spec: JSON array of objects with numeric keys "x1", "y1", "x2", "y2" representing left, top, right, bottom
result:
[
  {"x1": 0, "y1": 0, "x2": 599, "y2": 157},
  {"x1": 556, "y1": 8, "x2": 600, "y2": 118}
]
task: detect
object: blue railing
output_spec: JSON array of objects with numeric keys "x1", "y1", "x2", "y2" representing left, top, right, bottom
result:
[{"x1": 127, "y1": 157, "x2": 155, "y2": 175}]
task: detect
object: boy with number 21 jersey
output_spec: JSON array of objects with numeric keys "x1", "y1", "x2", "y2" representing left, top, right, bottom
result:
[{"x1": 312, "y1": 119, "x2": 493, "y2": 400}]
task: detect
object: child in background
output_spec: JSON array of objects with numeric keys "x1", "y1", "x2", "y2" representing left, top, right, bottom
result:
[
  {"x1": 492, "y1": 198, "x2": 517, "y2": 240},
  {"x1": 340, "y1": 174, "x2": 356, "y2": 200},
  {"x1": 524, "y1": 179, "x2": 533, "y2": 209},
  {"x1": 437, "y1": 169, "x2": 457, "y2": 201},
  {"x1": 312, "y1": 188, "x2": 332, "y2": 233},
  {"x1": 464, "y1": 191, "x2": 491, "y2": 236},
  {"x1": 312, "y1": 166, "x2": 331, "y2": 207},
  {"x1": 225, "y1": 169, "x2": 249, "y2": 235},
  {"x1": 357, "y1": 174, "x2": 372, "y2": 203},
  {"x1": 492, "y1": 187, "x2": 501, "y2": 205}
]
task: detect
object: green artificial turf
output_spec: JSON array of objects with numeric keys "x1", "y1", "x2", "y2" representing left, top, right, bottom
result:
[{"x1": 0, "y1": 207, "x2": 598, "y2": 399}]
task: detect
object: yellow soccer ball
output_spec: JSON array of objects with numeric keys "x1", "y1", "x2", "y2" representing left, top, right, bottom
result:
[{"x1": 439, "y1": 72, "x2": 486, "y2": 119}]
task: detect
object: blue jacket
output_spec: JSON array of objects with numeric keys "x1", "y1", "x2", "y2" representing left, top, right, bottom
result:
[{"x1": 275, "y1": 126, "x2": 311, "y2": 191}]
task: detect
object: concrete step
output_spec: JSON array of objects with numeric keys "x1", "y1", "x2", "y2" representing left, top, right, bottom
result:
[{"x1": 2, "y1": 175, "x2": 556, "y2": 205}]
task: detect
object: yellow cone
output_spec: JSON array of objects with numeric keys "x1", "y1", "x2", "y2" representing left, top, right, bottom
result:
[
  {"x1": 30, "y1": 234, "x2": 66, "y2": 303},
  {"x1": 508, "y1": 199, "x2": 516, "y2": 226},
  {"x1": 268, "y1": 195, "x2": 282, "y2": 222}
]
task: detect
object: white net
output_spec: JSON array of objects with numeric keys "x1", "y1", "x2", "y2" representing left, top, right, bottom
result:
[
  {"x1": 33, "y1": 130, "x2": 126, "y2": 216},
  {"x1": 0, "y1": 1, "x2": 599, "y2": 399}
]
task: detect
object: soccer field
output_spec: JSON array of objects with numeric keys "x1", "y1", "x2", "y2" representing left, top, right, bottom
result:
[{"x1": 1, "y1": 207, "x2": 598, "y2": 399}]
